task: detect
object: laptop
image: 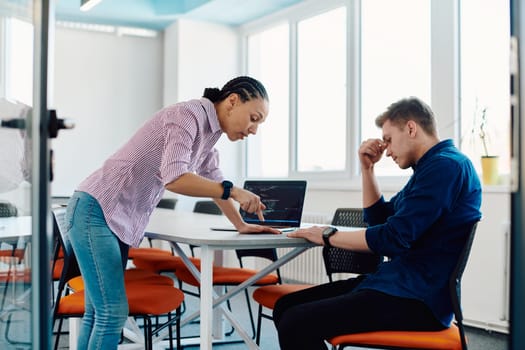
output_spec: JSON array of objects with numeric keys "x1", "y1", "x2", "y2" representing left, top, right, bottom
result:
[{"x1": 211, "y1": 180, "x2": 307, "y2": 231}]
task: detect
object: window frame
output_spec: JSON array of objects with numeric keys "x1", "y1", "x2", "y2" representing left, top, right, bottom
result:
[{"x1": 239, "y1": 0, "x2": 460, "y2": 189}]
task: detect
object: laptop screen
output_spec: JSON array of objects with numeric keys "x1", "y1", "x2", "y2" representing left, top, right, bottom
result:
[{"x1": 240, "y1": 180, "x2": 307, "y2": 227}]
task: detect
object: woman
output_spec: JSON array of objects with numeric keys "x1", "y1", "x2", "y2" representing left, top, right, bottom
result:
[{"x1": 65, "y1": 76, "x2": 280, "y2": 349}]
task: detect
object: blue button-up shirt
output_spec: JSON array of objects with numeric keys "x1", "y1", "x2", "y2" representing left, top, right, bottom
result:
[{"x1": 355, "y1": 139, "x2": 482, "y2": 326}]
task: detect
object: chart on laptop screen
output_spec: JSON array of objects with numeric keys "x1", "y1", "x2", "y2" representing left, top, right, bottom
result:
[{"x1": 240, "y1": 180, "x2": 307, "y2": 228}]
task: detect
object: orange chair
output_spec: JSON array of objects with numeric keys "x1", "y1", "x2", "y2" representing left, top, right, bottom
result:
[
  {"x1": 52, "y1": 207, "x2": 185, "y2": 350},
  {"x1": 327, "y1": 222, "x2": 478, "y2": 350},
  {"x1": 66, "y1": 268, "x2": 175, "y2": 292},
  {"x1": 173, "y1": 252, "x2": 280, "y2": 337}
]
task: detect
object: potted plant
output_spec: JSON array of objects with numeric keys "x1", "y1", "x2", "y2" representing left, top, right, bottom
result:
[{"x1": 476, "y1": 107, "x2": 499, "y2": 185}]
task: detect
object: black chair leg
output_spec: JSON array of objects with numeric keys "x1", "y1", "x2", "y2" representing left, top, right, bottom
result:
[
  {"x1": 168, "y1": 312, "x2": 173, "y2": 350},
  {"x1": 176, "y1": 306, "x2": 181, "y2": 349},
  {"x1": 144, "y1": 316, "x2": 152, "y2": 350},
  {"x1": 54, "y1": 317, "x2": 64, "y2": 350},
  {"x1": 255, "y1": 304, "x2": 264, "y2": 345},
  {"x1": 243, "y1": 288, "x2": 256, "y2": 337}
]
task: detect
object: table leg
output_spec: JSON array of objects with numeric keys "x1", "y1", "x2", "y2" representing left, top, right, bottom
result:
[
  {"x1": 69, "y1": 318, "x2": 79, "y2": 350},
  {"x1": 200, "y1": 245, "x2": 214, "y2": 350}
]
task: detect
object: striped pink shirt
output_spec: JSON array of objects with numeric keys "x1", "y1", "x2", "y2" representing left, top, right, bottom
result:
[{"x1": 77, "y1": 98, "x2": 224, "y2": 246}]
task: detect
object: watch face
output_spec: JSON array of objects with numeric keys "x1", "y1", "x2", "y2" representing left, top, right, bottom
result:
[{"x1": 323, "y1": 227, "x2": 336, "y2": 236}]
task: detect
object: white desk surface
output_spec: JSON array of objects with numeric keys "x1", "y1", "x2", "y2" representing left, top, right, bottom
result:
[
  {"x1": 144, "y1": 209, "x2": 322, "y2": 350},
  {"x1": 145, "y1": 209, "x2": 317, "y2": 250},
  {"x1": 0, "y1": 216, "x2": 31, "y2": 241}
]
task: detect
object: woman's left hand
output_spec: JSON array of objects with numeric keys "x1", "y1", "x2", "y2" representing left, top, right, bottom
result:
[
  {"x1": 287, "y1": 226, "x2": 326, "y2": 245},
  {"x1": 236, "y1": 223, "x2": 281, "y2": 235}
]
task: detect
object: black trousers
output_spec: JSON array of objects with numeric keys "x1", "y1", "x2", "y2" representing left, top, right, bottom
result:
[{"x1": 273, "y1": 276, "x2": 445, "y2": 350}]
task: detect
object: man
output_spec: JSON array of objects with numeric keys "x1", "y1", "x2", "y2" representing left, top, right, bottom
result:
[{"x1": 276, "y1": 97, "x2": 482, "y2": 350}]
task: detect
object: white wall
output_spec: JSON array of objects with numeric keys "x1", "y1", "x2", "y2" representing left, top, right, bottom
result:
[
  {"x1": 51, "y1": 26, "x2": 164, "y2": 196},
  {"x1": 163, "y1": 19, "x2": 242, "y2": 211}
]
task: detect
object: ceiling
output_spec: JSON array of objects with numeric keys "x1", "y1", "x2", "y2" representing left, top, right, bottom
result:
[{"x1": 55, "y1": 0, "x2": 304, "y2": 30}]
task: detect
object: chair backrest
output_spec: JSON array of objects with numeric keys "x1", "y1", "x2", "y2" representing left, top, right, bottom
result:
[
  {"x1": 156, "y1": 198, "x2": 177, "y2": 210},
  {"x1": 450, "y1": 221, "x2": 478, "y2": 350},
  {"x1": 323, "y1": 208, "x2": 382, "y2": 281},
  {"x1": 235, "y1": 248, "x2": 282, "y2": 283},
  {"x1": 51, "y1": 207, "x2": 81, "y2": 318},
  {"x1": 0, "y1": 201, "x2": 17, "y2": 217},
  {"x1": 331, "y1": 208, "x2": 367, "y2": 227},
  {"x1": 193, "y1": 200, "x2": 222, "y2": 215}
]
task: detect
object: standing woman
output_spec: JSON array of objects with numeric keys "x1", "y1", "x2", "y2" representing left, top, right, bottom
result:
[{"x1": 65, "y1": 76, "x2": 280, "y2": 350}]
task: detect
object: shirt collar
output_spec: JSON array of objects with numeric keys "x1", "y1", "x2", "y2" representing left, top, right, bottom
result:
[
  {"x1": 200, "y1": 98, "x2": 222, "y2": 133},
  {"x1": 413, "y1": 139, "x2": 454, "y2": 170}
]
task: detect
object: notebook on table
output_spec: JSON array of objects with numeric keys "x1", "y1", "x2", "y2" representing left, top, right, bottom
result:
[{"x1": 210, "y1": 179, "x2": 307, "y2": 232}]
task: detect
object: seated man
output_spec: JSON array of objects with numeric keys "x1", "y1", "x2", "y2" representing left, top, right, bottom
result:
[{"x1": 277, "y1": 97, "x2": 482, "y2": 350}]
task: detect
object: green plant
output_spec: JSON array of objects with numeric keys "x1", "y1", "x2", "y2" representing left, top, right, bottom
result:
[
  {"x1": 477, "y1": 107, "x2": 490, "y2": 157},
  {"x1": 466, "y1": 103, "x2": 494, "y2": 157}
]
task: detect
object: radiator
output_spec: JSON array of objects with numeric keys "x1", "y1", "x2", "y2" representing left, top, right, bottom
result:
[{"x1": 258, "y1": 211, "x2": 333, "y2": 284}]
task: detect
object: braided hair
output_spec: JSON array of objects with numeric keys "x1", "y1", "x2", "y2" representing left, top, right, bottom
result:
[{"x1": 202, "y1": 76, "x2": 268, "y2": 104}]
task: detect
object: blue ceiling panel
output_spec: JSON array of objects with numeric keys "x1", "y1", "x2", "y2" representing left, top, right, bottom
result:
[{"x1": 55, "y1": 0, "x2": 304, "y2": 30}]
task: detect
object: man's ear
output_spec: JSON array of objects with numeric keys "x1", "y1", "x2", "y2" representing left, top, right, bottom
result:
[{"x1": 407, "y1": 120, "x2": 417, "y2": 137}]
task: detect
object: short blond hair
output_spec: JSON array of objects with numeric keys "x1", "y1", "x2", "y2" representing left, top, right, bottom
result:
[{"x1": 375, "y1": 97, "x2": 437, "y2": 136}]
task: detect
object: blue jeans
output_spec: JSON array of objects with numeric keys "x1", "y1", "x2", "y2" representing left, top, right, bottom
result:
[{"x1": 66, "y1": 191, "x2": 130, "y2": 350}]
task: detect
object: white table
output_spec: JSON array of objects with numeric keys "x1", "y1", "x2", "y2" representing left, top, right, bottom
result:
[
  {"x1": 0, "y1": 216, "x2": 31, "y2": 242},
  {"x1": 144, "y1": 209, "x2": 318, "y2": 350}
]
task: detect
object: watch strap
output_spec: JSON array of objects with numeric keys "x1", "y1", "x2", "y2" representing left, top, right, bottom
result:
[
  {"x1": 221, "y1": 180, "x2": 233, "y2": 200},
  {"x1": 322, "y1": 227, "x2": 338, "y2": 247}
]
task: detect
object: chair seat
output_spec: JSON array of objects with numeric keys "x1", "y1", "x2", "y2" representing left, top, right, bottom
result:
[
  {"x1": 57, "y1": 284, "x2": 185, "y2": 316},
  {"x1": 128, "y1": 247, "x2": 172, "y2": 259},
  {"x1": 0, "y1": 268, "x2": 31, "y2": 283},
  {"x1": 0, "y1": 249, "x2": 25, "y2": 261},
  {"x1": 328, "y1": 323, "x2": 463, "y2": 350},
  {"x1": 132, "y1": 254, "x2": 201, "y2": 273},
  {"x1": 52, "y1": 259, "x2": 64, "y2": 280},
  {"x1": 175, "y1": 265, "x2": 279, "y2": 286},
  {"x1": 252, "y1": 284, "x2": 313, "y2": 309},
  {"x1": 67, "y1": 268, "x2": 174, "y2": 292}
]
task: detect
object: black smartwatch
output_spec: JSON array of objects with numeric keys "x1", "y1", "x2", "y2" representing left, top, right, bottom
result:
[
  {"x1": 322, "y1": 227, "x2": 338, "y2": 248},
  {"x1": 221, "y1": 180, "x2": 233, "y2": 200}
]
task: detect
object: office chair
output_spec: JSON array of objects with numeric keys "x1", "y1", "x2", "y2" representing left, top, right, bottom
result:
[
  {"x1": 177, "y1": 200, "x2": 282, "y2": 337},
  {"x1": 157, "y1": 198, "x2": 178, "y2": 210},
  {"x1": 0, "y1": 201, "x2": 28, "y2": 315},
  {"x1": 193, "y1": 200, "x2": 222, "y2": 215},
  {"x1": 52, "y1": 207, "x2": 185, "y2": 350},
  {"x1": 323, "y1": 208, "x2": 382, "y2": 281},
  {"x1": 251, "y1": 207, "x2": 379, "y2": 345},
  {"x1": 328, "y1": 221, "x2": 479, "y2": 350},
  {"x1": 174, "y1": 246, "x2": 281, "y2": 338}
]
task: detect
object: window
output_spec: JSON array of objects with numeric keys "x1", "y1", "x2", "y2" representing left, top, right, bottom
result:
[
  {"x1": 296, "y1": 7, "x2": 346, "y2": 172},
  {"x1": 360, "y1": 0, "x2": 430, "y2": 176},
  {"x1": 6, "y1": 17, "x2": 33, "y2": 105},
  {"x1": 243, "y1": 0, "x2": 507, "y2": 186},
  {"x1": 460, "y1": 0, "x2": 510, "y2": 183},
  {"x1": 247, "y1": 23, "x2": 289, "y2": 178}
]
